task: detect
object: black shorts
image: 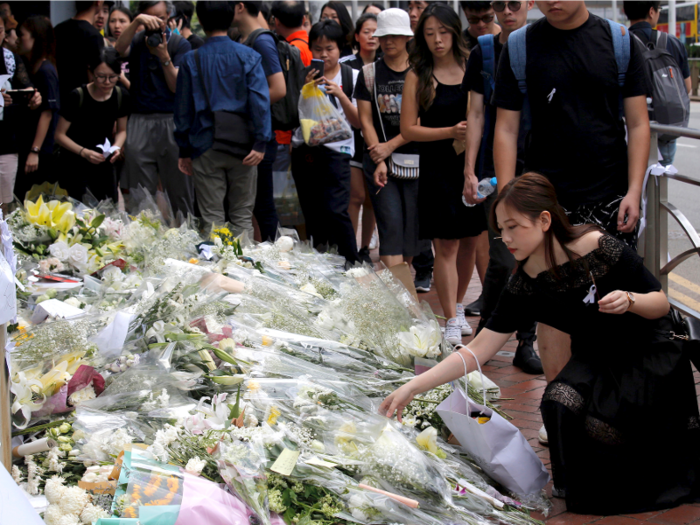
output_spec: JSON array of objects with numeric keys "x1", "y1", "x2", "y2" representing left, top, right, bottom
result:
[{"x1": 563, "y1": 195, "x2": 638, "y2": 250}]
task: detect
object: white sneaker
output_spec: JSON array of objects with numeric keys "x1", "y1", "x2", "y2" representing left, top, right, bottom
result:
[
  {"x1": 538, "y1": 424, "x2": 548, "y2": 446},
  {"x1": 445, "y1": 318, "x2": 462, "y2": 345},
  {"x1": 368, "y1": 229, "x2": 379, "y2": 250},
  {"x1": 456, "y1": 304, "x2": 473, "y2": 336}
]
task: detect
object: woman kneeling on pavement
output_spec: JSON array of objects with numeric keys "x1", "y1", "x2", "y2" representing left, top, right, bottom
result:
[{"x1": 381, "y1": 173, "x2": 700, "y2": 516}]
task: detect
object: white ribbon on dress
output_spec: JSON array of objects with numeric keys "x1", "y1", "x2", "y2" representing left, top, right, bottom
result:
[
  {"x1": 638, "y1": 162, "x2": 678, "y2": 239},
  {"x1": 583, "y1": 284, "x2": 597, "y2": 304}
]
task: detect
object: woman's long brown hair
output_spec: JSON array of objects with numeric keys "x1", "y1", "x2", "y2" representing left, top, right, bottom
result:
[
  {"x1": 489, "y1": 173, "x2": 603, "y2": 278},
  {"x1": 20, "y1": 16, "x2": 56, "y2": 74},
  {"x1": 408, "y1": 4, "x2": 468, "y2": 111}
]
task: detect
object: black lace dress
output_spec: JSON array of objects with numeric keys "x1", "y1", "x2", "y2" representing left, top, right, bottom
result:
[{"x1": 486, "y1": 235, "x2": 700, "y2": 515}]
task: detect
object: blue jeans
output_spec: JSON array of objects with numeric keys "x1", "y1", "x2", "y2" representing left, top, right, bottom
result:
[{"x1": 658, "y1": 140, "x2": 677, "y2": 167}]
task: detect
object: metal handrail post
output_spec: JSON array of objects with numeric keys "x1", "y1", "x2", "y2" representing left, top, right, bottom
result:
[
  {"x1": 659, "y1": 162, "x2": 669, "y2": 292},
  {"x1": 643, "y1": 129, "x2": 662, "y2": 284}
]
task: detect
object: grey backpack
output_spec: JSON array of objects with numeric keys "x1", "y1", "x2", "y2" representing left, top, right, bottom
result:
[{"x1": 634, "y1": 30, "x2": 690, "y2": 142}]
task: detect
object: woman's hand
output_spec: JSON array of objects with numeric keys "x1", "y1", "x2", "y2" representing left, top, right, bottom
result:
[
  {"x1": 374, "y1": 161, "x2": 388, "y2": 189},
  {"x1": 598, "y1": 290, "x2": 630, "y2": 315},
  {"x1": 28, "y1": 89, "x2": 42, "y2": 110},
  {"x1": 378, "y1": 383, "x2": 415, "y2": 422},
  {"x1": 451, "y1": 121, "x2": 467, "y2": 142},
  {"x1": 305, "y1": 68, "x2": 321, "y2": 85},
  {"x1": 81, "y1": 148, "x2": 106, "y2": 165},
  {"x1": 321, "y1": 77, "x2": 345, "y2": 100},
  {"x1": 462, "y1": 169, "x2": 485, "y2": 205},
  {"x1": 368, "y1": 142, "x2": 393, "y2": 164},
  {"x1": 110, "y1": 147, "x2": 124, "y2": 163},
  {"x1": 25, "y1": 152, "x2": 39, "y2": 173}
]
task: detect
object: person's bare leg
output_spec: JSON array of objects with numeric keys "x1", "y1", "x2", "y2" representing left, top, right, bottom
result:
[
  {"x1": 348, "y1": 166, "x2": 364, "y2": 235},
  {"x1": 475, "y1": 231, "x2": 489, "y2": 284},
  {"x1": 360, "y1": 179, "x2": 375, "y2": 249},
  {"x1": 537, "y1": 323, "x2": 572, "y2": 383},
  {"x1": 433, "y1": 238, "x2": 460, "y2": 319},
  {"x1": 380, "y1": 254, "x2": 404, "y2": 268},
  {"x1": 456, "y1": 236, "x2": 478, "y2": 304}
]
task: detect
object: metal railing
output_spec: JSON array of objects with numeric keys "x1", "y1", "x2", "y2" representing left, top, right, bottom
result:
[{"x1": 642, "y1": 122, "x2": 700, "y2": 319}]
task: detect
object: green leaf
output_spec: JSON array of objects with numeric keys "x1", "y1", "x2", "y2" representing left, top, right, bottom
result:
[{"x1": 91, "y1": 214, "x2": 106, "y2": 229}]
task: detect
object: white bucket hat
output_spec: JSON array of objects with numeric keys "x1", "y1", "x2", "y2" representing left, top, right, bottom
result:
[{"x1": 373, "y1": 8, "x2": 414, "y2": 38}]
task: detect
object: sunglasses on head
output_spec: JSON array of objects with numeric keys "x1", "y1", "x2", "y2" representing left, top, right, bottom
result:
[{"x1": 491, "y1": 1, "x2": 523, "y2": 13}]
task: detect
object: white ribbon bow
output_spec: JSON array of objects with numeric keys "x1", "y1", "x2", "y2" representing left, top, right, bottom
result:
[
  {"x1": 638, "y1": 162, "x2": 678, "y2": 238},
  {"x1": 583, "y1": 284, "x2": 597, "y2": 304}
]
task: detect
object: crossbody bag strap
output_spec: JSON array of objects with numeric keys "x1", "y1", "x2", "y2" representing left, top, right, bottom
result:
[{"x1": 372, "y1": 62, "x2": 389, "y2": 143}]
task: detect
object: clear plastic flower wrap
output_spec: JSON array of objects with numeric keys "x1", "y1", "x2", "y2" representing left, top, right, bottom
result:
[{"x1": 73, "y1": 407, "x2": 150, "y2": 463}]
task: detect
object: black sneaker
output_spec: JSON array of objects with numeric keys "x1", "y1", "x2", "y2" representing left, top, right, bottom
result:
[
  {"x1": 414, "y1": 272, "x2": 432, "y2": 293},
  {"x1": 358, "y1": 247, "x2": 372, "y2": 265},
  {"x1": 513, "y1": 336, "x2": 544, "y2": 375},
  {"x1": 463, "y1": 295, "x2": 483, "y2": 317}
]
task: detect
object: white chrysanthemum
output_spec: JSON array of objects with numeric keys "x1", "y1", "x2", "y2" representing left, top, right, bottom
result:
[
  {"x1": 80, "y1": 503, "x2": 109, "y2": 524},
  {"x1": 243, "y1": 411, "x2": 258, "y2": 428},
  {"x1": 275, "y1": 236, "x2": 294, "y2": 252},
  {"x1": 185, "y1": 457, "x2": 207, "y2": 476},
  {"x1": 56, "y1": 515, "x2": 81, "y2": 525},
  {"x1": 58, "y1": 486, "x2": 90, "y2": 515},
  {"x1": 43, "y1": 504, "x2": 63, "y2": 525},
  {"x1": 68, "y1": 385, "x2": 96, "y2": 406},
  {"x1": 11, "y1": 465, "x2": 23, "y2": 484}
]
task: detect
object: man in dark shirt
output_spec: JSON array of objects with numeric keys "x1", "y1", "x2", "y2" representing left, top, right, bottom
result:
[
  {"x1": 172, "y1": 1, "x2": 205, "y2": 50},
  {"x1": 54, "y1": 1, "x2": 105, "y2": 104},
  {"x1": 492, "y1": 0, "x2": 651, "y2": 442},
  {"x1": 460, "y1": 1, "x2": 500, "y2": 50},
  {"x1": 115, "y1": 0, "x2": 194, "y2": 218},
  {"x1": 625, "y1": 0, "x2": 691, "y2": 167},
  {"x1": 175, "y1": 1, "x2": 271, "y2": 236}
]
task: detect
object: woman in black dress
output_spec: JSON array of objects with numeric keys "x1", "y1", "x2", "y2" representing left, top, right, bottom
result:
[
  {"x1": 381, "y1": 173, "x2": 700, "y2": 515},
  {"x1": 400, "y1": 4, "x2": 486, "y2": 345},
  {"x1": 55, "y1": 47, "x2": 130, "y2": 202}
]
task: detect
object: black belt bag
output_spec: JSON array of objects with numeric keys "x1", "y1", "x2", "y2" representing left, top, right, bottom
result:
[{"x1": 195, "y1": 50, "x2": 253, "y2": 159}]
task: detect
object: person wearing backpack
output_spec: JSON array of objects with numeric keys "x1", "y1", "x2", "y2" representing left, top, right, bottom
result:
[
  {"x1": 233, "y1": 1, "x2": 288, "y2": 242},
  {"x1": 115, "y1": 0, "x2": 194, "y2": 220},
  {"x1": 55, "y1": 47, "x2": 131, "y2": 202},
  {"x1": 291, "y1": 19, "x2": 361, "y2": 265},
  {"x1": 492, "y1": 0, "x2": 651, "y2": 458},
  {"x1": 625, "y1": 1, "x2": 691, "y2": 167},
  {"x1": 462, "y1": 1, "x2": 543, "y2": 377}
]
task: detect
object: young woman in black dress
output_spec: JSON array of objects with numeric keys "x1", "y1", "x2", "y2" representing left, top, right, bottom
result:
[
  {"x1": 381, "y1": 173, "x2": 700, "y2": 515},
  {"x1": 55, "y1": 47, "x2": 130, "y2": 202},
  {"x1": 400, "y1": 4, "x2": 486, "y2": 344}
]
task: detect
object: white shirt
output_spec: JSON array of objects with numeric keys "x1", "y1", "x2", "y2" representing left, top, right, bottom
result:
[{"x1": 293, "y1": 67, "x2": 359, "y2": 156}]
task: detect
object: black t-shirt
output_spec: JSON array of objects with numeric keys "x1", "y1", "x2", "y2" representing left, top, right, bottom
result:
[
  {"x1": 60, "y1": 84, "x2": 132, "y2": 155},
  {"x1": 493, "y1": 14, "x2": 649, "y2": 208},
  {"x1": 21, "y1": 61, "x2": 60, "y2": 155},
  {"x1": 54, "y1": 19, "x2": 104, "y2": 104},
  {"x1": 354, "y1": 58, "x2": 418, "y2": 155},
  {"x1": 462, "y1": 29, "x2": 480, "y2": 51},
  {"x1": 187, "y1": 33, "x2": 205, "y2": 50}
]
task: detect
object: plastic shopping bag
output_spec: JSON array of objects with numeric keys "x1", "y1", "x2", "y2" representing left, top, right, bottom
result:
[
  {"x1": 298, "y1": 82, "x2": 352, "y2": 146},
  {"x1": 437, "y1": 349, "x2": 549, "y2": 495}
]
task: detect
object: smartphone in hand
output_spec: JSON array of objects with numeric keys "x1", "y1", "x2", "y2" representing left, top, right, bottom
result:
[
  {"x1": 6, "y1": 89, "x2": 34, "y2": 104},
  {"x1": 310, "y1": 59, "x2": 325, "y2": 79}
]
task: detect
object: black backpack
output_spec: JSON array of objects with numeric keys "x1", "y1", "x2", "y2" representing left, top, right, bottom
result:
[
  {"x1": 245, "y1": 29, "x2": 306, "y2": 131},
  {"x1": 632, "y1": 30, "x2": 690, "y2": 141}
]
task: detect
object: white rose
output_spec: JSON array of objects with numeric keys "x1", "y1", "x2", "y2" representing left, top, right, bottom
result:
[
  {"x1": 185, "y1": 456, "x2": 207, "y2": 476},
  {"x1": 63, "y1": 297, "x2": 82, "y2": 308},
  {"x1": 67, "y1": 244, "x2": 89, "y2": 270},
  {"x1": 275, "y1": 236, "x2": 294, "y2": 252},
  {"x1": 49, "y1": 241, "x2": 71, "y2": 261}
]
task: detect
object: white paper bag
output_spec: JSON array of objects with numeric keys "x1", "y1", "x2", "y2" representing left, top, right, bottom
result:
[{"x1": 437, "y1": 349, "x2": 549, "y2": 495}]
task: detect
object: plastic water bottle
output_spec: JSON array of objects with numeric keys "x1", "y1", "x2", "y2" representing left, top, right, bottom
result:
[{"x1": 462, "y1": 177, "x2": 497, "y2": 207}]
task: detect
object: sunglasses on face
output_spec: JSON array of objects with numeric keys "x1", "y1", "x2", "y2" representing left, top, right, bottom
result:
[
  {"x1": 467, "y1": 13, "x2": 495, "y2": 24},
  {"x1": 492, "y1": 1, "x2": 523, "y2": 13}
]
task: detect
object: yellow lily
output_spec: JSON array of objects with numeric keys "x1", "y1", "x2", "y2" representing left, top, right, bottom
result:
[
  {"x1": 54, "y1": 209, "x2": 76, "y2": 233},
  {"x1": 416, "y1": 427, "x2": 439, "y2": 454},
  {"x1": 38, "y1": 360, "x2": 71, "y2": 397},
  {"x1": 25, "y1": 196, "x2": 51, "y2": 226}
]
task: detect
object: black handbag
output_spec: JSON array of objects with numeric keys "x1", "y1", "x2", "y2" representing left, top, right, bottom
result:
[{"x1": 194, "y1": 50, "x2": 253, "y2": 160}]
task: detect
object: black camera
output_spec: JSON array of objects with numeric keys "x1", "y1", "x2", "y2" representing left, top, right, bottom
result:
[{"x1": 145, "y1": 29, "x2": 163, "y2": 47}]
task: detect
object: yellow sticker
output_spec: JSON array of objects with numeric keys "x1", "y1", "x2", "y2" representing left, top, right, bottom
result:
[
  {"x1": 305, "y1": 457, "x2": 337, "y2": 469},
  {"x1": 270, "y1": 448, "x2": 300, "y2": 476}
]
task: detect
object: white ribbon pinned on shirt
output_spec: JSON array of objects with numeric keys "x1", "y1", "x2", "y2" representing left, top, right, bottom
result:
[
  {"x1": 638, "y1": 162, "x2": 678, "y2": 238},
  {"x1": 583, "y1": 284, "x2": 597, "y2": 304}
]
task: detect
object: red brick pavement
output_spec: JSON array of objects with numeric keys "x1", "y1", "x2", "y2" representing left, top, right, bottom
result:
[{"x1": 395, "y1": 262, "x2": 700, "y2": 524}]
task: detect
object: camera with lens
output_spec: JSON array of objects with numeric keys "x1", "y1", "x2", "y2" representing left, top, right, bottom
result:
[{"x1": 145, "y1": 29, "x2": 163, "y2": 48}]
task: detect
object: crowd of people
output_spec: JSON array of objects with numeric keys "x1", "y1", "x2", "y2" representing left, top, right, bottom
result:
[{"x1": 1, "y1": 0, "x2": 698, "y2": 516}]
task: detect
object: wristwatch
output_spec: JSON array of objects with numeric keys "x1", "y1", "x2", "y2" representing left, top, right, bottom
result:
[
  {"x1": 626, "y1": 291, "x2": 636, "y2": 310},
  {"x1": 30, "y1": 146, "x2": 40, "y2": 154},
  {"x1": 161, "y1": 59, "x2": 171, "y2": 67}
]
